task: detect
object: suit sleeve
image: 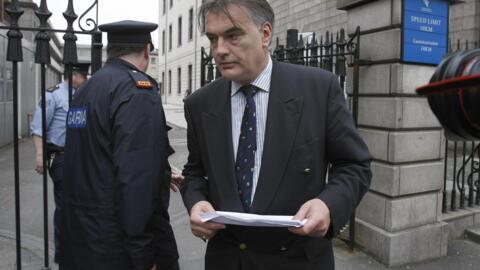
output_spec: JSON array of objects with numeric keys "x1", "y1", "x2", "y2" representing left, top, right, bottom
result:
[
  {"x1": 112, "y1": 91, "x2": 164, "y2": 269},
  {"x1": 317, "y1": 73, "x2": 372, "y2": 239},
  {"x1": 180, "y1": 101, "x2": 209, "y2": 212}
]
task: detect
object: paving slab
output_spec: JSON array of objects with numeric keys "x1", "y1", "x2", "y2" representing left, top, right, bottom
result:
[{"x1": 465, "y1": 227, "x2": 480, "y2": 244}]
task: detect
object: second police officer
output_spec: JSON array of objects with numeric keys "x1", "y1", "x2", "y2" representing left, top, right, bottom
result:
[
  {"x1": 30, "y1": 61, "x2": 90, "y2": 263},
  {"x1": 61, "y1": 21, "x2": 180, "y2": 270}
]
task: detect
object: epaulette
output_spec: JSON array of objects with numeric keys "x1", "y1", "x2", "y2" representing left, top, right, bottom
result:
[
  {"x1": 46, "y1": 85, "x2": 60, "y2": 93},
  {"x1": 128, "y1": 70, "x2": 153, "y2": 90}
]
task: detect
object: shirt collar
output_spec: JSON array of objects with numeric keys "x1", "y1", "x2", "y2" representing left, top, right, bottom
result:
[{"x1": 231, "y1": 55, "x2": 272, "y2": 97}]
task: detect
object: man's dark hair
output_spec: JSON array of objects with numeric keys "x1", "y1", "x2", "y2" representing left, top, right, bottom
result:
[
  {"x1": 106, "y1": 43, "x2": 146, "y2": 60},
  {"x1": 198, "y1": 0, "x2": 274, "y2": 31}
]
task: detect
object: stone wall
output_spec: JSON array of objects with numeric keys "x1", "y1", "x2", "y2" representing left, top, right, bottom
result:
[
  {"x1": 272, "y1": 0, "x2": 480, "y2": 50},
  {"x1": 339, "y1": 0, "x2": 448, "y2": 266},
  {"x1": 449, "y1": 0, "x2": 480, "y2": 48},
  {"x1": 269, "y1": 0, "x2": 347, "y2": 48}
]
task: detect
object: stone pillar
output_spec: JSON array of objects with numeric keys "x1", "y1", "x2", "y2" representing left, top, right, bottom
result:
[
  {"x1": 338, "y1": 0, "x2": 452, "y2": 267},
  {"x1": 449, "y1": 0, "x2": 480, "y2": 45}
]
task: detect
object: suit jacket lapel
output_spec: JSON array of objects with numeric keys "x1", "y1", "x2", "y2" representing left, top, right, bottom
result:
[
  {"x1": 201, "y1": 80, "x2": 244, "y2": 212},
  {"x1": 251, "y1": 62, "x2": 303, "y2": 213}
]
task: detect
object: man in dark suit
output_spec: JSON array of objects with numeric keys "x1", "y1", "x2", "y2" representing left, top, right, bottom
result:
[{"x1": 181, "y1": 1, "x2": 372, "y2": 269}]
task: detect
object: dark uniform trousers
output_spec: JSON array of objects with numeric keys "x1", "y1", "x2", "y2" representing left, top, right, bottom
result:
[{"x1": 48, "y1": 148, "x2": 65, "y2": 262}]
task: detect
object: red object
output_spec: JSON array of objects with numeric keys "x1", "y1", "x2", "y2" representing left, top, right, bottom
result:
[
  {"x1": 415, "y1": 49, "x2": 480, "y2": 140},
  {"x1": 416, "y1": 73, "x2": 480, "y2": 96}
]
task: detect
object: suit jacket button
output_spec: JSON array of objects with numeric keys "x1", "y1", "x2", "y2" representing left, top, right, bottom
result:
[
  {"x1": 304, "y1": 168, "x2": 311, "y2": 174},
  {"x1": 280, "y1": 246, "x2": 287, "y2": 251},
  {"x1": 239, "y1": 243, "x2": 247, "y2": 250}
]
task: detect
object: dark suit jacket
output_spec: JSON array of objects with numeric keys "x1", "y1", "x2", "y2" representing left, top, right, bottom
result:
[{"x1": 181, "y1": 61, "x2": 372, "y2": 270}]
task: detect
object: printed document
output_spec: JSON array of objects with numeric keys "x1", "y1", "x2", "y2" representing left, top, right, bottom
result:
[{"x1": 200, "y1": 211, "x2": 307, "y2": 227}]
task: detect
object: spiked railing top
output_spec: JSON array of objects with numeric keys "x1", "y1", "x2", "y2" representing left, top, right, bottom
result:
[
  {"x1": 63, "y1": 0, "x2": 79, "y2": 65},
  {"x1": 34, "y1": 0, "x2": 52, "y2": 64},
  {"x1": 310, "y1": 33, "x2": 318, "y2": 47},
  {"x1": 63, "y1": 0, "x2": 78, "y2": 29},
  {"x1": 35, "y1": 0, "x2": 52, "y2": 29},
  {"x1": 5, "y1": 0, "x2": 24, "y2": 62},
  {"x1": 5, "y1": 0, "x2": 24, "y2": 26}
]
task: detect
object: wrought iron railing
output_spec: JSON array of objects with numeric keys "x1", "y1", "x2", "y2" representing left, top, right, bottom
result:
[
  {"x1": 443, "y1": 141, "x2": 480, "y2": 212},
  {"x1": 441, "y1": 40, "x2": 480, "y2": 213},
  {"x1": 0, "y1": 1, "x2": 102, "y2": 269},
  {"x1": 271, "y1": 27, "x2": 360, "y2": 91},
  {"x1": 271, "y1": 27, "x2": 361, "y2": 129},
  {"x1": 200, "y1": 46, "x2": 221, "y2": 87}
]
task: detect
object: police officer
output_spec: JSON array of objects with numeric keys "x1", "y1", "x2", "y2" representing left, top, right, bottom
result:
[
  {"x1": 61, "y1": 21, "x2": 179, "y2": 270},
  {"x1": 30, "y1": 61, "x2": 89, "y2": 263}
]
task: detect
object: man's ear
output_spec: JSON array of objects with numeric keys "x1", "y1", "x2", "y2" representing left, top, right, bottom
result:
[
  {"x1": 262, "y1": 22, "x2": 273, "y2": 48},
  {"x1": 143, "y1": 44, "x2": 150, "y2": 59},
  {"x1": 144, "y1": 44, "x2": 150, "y2": 59}
]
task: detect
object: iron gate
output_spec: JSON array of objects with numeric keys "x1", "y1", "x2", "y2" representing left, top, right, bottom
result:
[
  {"x1": 200, "y1": 27, "x2": 361, "y2": 250},
  {"x1": 441, "y1": 39, "x2": 480, "y2": 214},
  {"x1": 0, "y1": 0, "x2": 102, "y2": 269}
]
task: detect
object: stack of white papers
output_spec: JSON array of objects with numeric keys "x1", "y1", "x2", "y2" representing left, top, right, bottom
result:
[{"x1": 200, "y1": 211, "x2": 307, "y2": 228}]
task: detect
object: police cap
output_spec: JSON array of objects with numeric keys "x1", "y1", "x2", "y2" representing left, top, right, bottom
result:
[
  {"x1": 72, "y1": 61, "x2": 90, "y2": 76},
  {"x1": 99, "y1": 20, "x2": 158, "y2": 51}
]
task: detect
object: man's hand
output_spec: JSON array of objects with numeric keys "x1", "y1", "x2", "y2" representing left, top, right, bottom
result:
[
  {"x1": 35, "y1": 153, "x2": 44, "y2": 174},
  {"x1": 289, "y1": 198, "x2": 331, "y2": 238},
  {"x1": 170, "y1": 169, "x2": 184, "y2": 192},
  {"x1": 33, "y1": 135, "x2": 45, "y2": 175},
  {"x1": 190, "y1": 201, "x2": 225, "y2": 241}
]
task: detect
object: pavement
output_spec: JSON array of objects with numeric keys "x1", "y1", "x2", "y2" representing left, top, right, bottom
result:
[{"x1": 1, "y1": 101, "x2": 480, "y2": 270}]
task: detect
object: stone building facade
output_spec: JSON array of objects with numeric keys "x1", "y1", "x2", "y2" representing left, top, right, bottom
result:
[
  {"x1": 158, "y1": 0, "x2": 210, "y2": 105},
  {"x1": 449, "y1": 0, "x2": 480, "y2": 48},
  {"x1": 147, "y1": 49, "x2": 160, "y2": 82},
  {"x1": 155, "y1": 0, "x2": 480, "y2": 105},
  {"x1": 270, "y1": 0, "x2": 480, "y2": 51},
  {"x1": 269, "y1": 0, "x2": 347, "y2": 47}
]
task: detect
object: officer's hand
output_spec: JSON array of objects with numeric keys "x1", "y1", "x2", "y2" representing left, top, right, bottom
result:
[
  {"x1": 190, "y1": 201, "x2": 225, "y2": 241},
  {"x1": 150, "y1": 264, "x2": 156, "y2": 270},
  {"x1": 170, "y1": 170, "x2": 184, "y2": 192},
  {"x1": 289, "y1": 198, "x2": 331, "y2": 238},
  {"x1": 35, "y1": 154, "x2": 44, "y2": 174}
]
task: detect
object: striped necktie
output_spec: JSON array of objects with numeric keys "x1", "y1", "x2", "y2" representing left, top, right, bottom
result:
[{"x1": 235, "y1": 85, "x2": 257, "y2": 212}]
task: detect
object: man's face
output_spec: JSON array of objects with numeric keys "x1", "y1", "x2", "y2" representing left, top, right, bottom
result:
[
  {"x1": 72, "y1": 72, "x2": 87, "y2": 89},
  {"x1": 205, "y1": 5, "x2": 272, "y2": 84}
]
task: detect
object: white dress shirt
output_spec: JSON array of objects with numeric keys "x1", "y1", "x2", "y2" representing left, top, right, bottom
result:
[{"x1": 231, "y1": 56, "x2": 273, "y2": 203}]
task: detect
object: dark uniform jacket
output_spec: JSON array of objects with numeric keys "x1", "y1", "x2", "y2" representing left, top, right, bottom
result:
[
  {"x1": 62, "y1": 58, "x2": 179, "y2": 270},
  {"x1": 181, "y1": 61, "x2": 372, "y2": 270}
]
